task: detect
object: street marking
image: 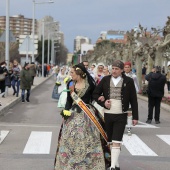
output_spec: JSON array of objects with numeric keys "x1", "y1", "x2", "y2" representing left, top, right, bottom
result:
[
  {"x1": 23, "y1": 131, "x2": 52, "y2": 154},
  {"x1": 0, "y1": 130, "x2": 10, "y2": 144},
  {"x1": 157, "y1": 135, "x2": 170, "y2": 146},
  {"x1": 123, "y1": 134, "x2": 158, "y2": 156}
]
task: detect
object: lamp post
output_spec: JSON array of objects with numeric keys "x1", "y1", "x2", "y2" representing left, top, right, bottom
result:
[
  {"x1": 48, "y1": 31, "x2": 59, "y2": 65},
  {"x1": 46, "y1": 21, "x2": 59, "y2": 65},
  {"x1": 5, "y1": 0, "x2": 10, "y2": 70},
  {"x1": 32, "y1": 0, "x2": 54, "y2": 62}
]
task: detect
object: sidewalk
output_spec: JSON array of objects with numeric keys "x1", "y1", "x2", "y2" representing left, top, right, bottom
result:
[
  {"x1": 0, "y1": 76, "x2": 52, "y2": 116},
  {"x1": 138, "y1": 84, "x2": 170, "y2": 112}
]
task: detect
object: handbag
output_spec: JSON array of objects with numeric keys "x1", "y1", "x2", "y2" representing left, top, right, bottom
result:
[
  {"x1": 5, "y1": 75, "x2": 11, "y2": 87},
  {"x1": 0, "y1": 73, "x2": 5, "y2": 81}
]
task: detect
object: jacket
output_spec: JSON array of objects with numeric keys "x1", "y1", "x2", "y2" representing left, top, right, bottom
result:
[
  {"x1": 20, "y1": 69, "x2": 32, "y2": 89},
  {"x1": 145, "y1": 72, "x2": 166, "y2": 98},
  {"x1": 92, "y1": 74, "x2": 138, "y2": 120}
]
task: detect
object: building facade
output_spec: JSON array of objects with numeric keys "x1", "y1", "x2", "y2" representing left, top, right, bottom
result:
[
  {"x1": 38, "y1": 16, "x2": 63, "y2": 45},
  {"x1": 0, "y1": 15, "x2": 38, "y2": 38},
  {"x1": 74, "y1": 36, "x2": 91, "y2": 52}
]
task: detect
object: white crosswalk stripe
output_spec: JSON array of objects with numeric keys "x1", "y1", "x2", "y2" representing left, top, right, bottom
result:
[
  {"x1": 23, "y1": 131, "x2": 52, "y2": 154},
  {"x1": 0, "y1": 130, "x2": 10, "y2": 144},
  {"x1": 1, "y1": 129, "x2": 170, "y2": 157},
  {"x1": 123, "y1": 134, "x2": 158, "y2": 156},
  {"x1": 157, "y1": 135, "x2": 170, "y2": 146}
]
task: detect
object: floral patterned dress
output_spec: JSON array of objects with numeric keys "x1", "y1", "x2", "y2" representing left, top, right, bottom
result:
[{"x1": 55, "y1": 80, "x2": 105, "y2": 170}]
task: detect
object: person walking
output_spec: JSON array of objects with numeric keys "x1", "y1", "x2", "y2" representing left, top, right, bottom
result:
[
  {"x1": 20, "y1": 63, "x2": 32, "y2": 103},
  {"x1": 0, "y1": 61, "x2": 8, "y2": 98},
  {"x1": 145, "y1": 66, "x2": 166, "y2": 124},
  {"x1": 55, "y1": 63, "x2": 108, "y2": 170},
  {"x1": 142, "y1": 65, "x2": 147, "y2": 84},
  {"x1": 11, "y1": 60, "x2": 21, "y2": 97},
  {"x1": 124, "y1": 61, "x2": 140, "y2": 136},
  {"x1": 93, "y1": 60, "x2": 138, "y2": 170}
]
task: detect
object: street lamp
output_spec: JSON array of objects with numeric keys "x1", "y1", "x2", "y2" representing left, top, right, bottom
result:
[
  {"x1": 48, "y1": 31, "x2": 60, "y2": 65},
  {"x1": 5, "y1": 0, "x2": 10, "y2": 70},
  {"x1": 41, "y1": 22, "x2": 59, "y2": 76},
  {"x1": 32, "y1": 0, "x2": 54, "y2": 62},
  {"x1": 47, "y1": 22, "x2": 59, "y2": 65}
]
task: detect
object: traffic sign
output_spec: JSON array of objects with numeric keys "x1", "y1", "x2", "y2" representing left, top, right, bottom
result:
[{"x1": 0, "y1": 30, "x2": 16, "y2": 42}]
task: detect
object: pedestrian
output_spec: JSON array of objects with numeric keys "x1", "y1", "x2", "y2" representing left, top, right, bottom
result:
[
  {"x1": 43, "y1": 63, "x2": 47, "y2": 77},
  {"x1": 103, "y1": 65, "x2": 110, "y2": 76},
  {"x1": 0, "y1": 61, "x2": 8, "y2": 98},
  {"x1": 54, "y1": 63, "x2": 109, "y2": 170},
  {"x1": 142, "y1": 65, "x2": 147, "y2": 84},
  {"x1": 47, "y1": 64, "x2": 51, "y2": 76},
  {"x1": 82, "y1": 60, "x2": 95, "y2": 79},
  {"x1": 11, "y1": 60, "x2": 21, "y2": 97},
  {"x1": 145, "y1": 66, "x2": 166, "y2": 124},
  {"x1": 20, "y1": 63, "x2": 32, "y2": 103},
  {"x1": 93, "y1": 60, "x2": 138, "y2": 170},
  {"x1": 166, "y1": 65, "x2": 170, "y2": 94},
  {"x1": 124, "y1": 61, "x2": 140, "y2": 136},
  {"x1": 95, "y1": 63, "x2": 105, "y2": 84}
]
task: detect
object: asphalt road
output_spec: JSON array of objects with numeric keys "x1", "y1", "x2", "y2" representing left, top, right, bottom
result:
[{"x1": 0, "y1": 77, "x2": 170, "y2": 170}]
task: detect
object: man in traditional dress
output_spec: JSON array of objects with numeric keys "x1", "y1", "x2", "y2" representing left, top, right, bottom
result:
[{"x1": 93, "y1": 60, "x2": 138, "y2": 170}]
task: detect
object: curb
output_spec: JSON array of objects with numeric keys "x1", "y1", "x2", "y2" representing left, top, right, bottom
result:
[
  {"x1": 0, "y1": 76, "x2": 52, "y2": 116},
  {"x1": 137, "y1": 94, "x2": 170, "y2": 112}
]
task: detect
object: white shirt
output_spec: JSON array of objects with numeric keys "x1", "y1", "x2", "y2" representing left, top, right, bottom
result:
[{"x1": 112, "y1": 76, "x2": 121, "y2": 86}]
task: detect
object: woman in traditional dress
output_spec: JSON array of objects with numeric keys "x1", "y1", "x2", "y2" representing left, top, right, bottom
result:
[
  {"x1": 54, "y1": 63, "x2": 109, "y2": 170},
  {"x1": 95, "y1": 63, "x2": 105, "y2": 85},
  {"x1": 124, "y1": 61, "x2": 139, "y2": 136}
]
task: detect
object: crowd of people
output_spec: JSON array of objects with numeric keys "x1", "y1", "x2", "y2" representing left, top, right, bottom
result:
[
  {"x1": 0, "y1": 58, "x2": 168, "y2": 169},
  {"x1": 52, "y1": 59, "x2": 168, "y2": 170},
  {"x1": 0, "y1": 60, "x2": 54, "y2": 105}
]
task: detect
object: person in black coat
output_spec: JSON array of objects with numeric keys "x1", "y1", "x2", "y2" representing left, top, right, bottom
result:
[
  {"x1": 93, "y1": 60, "x2": 138, "y2": 170},
  {"x1": 0, "y1": 61, "x2": 8, "y2": 97},
  {"x1": 145, "y1": 66, "x2": 166, "y2": 124}
]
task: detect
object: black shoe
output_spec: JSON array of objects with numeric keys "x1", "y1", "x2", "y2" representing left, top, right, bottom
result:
[
  {"x1": 155, "y1": 120, "x2": 160, "y2": 124},
  {"x1": 115, "y1": 167, "x2": 120, "y2": 170},
  {"x1": 26, "y1": 98, "x2": 30, "y2": 102},
  {"x1": 13, "y1": 92, "x2": 16, "y2": 96},
  {"x1": 2, "y1": 94, "x2": 5, "y2": 98},
  {"x1": 146, "y1": 119, "x2": 152, "y2": 124},
  {"x1": 22, "y1": 100, "x2": 25, "y2": 103}
]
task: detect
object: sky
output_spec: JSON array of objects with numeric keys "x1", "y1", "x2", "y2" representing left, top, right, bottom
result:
[{"x1": 0, "y1": 0, "x2": 170, "y2": 53}]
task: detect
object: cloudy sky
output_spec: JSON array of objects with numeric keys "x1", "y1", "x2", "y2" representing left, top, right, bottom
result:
[{"x1": 0, "y1": 0, "x2": 170, "y2": 53}]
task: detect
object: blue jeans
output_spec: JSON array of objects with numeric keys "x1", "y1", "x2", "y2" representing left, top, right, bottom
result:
[
  {"x1": 12, "y1": 79, "x2": 20, "y2": 94},
  {"x1": 21, "y1": 89, "x2": 30, "y2": 101}
]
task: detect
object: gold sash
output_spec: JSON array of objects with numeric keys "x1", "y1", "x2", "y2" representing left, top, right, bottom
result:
[{"x1": 71, "y1": 91, "x2": 108, "y2": 142}]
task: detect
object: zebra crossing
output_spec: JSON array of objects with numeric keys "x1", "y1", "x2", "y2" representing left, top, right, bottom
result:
[{"x1": 0, "y1": 124, "x2": 170, "y2": 157}]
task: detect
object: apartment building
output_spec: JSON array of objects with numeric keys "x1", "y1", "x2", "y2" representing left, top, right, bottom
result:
[
  {"x1": 74, "y1": 36, "x2": 91, "y2": 52},
  {"x1": 0, "y1": 14, "x2": 38, "y2": 38}
]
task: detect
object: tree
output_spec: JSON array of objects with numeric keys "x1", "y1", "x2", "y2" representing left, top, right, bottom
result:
[{"x1": 36, "y1": 39, "x2": 51, "y2": 64}]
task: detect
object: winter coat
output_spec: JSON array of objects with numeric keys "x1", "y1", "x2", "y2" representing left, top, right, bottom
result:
[
  {"x1": 20, "y1": 69, "x2": 32, "y2": 89},
  {"x1": 145, "y1": 72, "x2": 166, "y2": 98}
]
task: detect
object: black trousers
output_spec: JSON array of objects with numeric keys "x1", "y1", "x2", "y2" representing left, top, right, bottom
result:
[
  {"x1": 104, "y1": 113, "x2": 127, "y2": 142},
  {"x1": 0, "y1": 80, "x2": 5, "y2": 93},
  {"x1": 167, "y1": 81, "x2": 170, "y2": 91},
  {"x1": 148, "y1": 96, "x2": 162, "y2": 121}
]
